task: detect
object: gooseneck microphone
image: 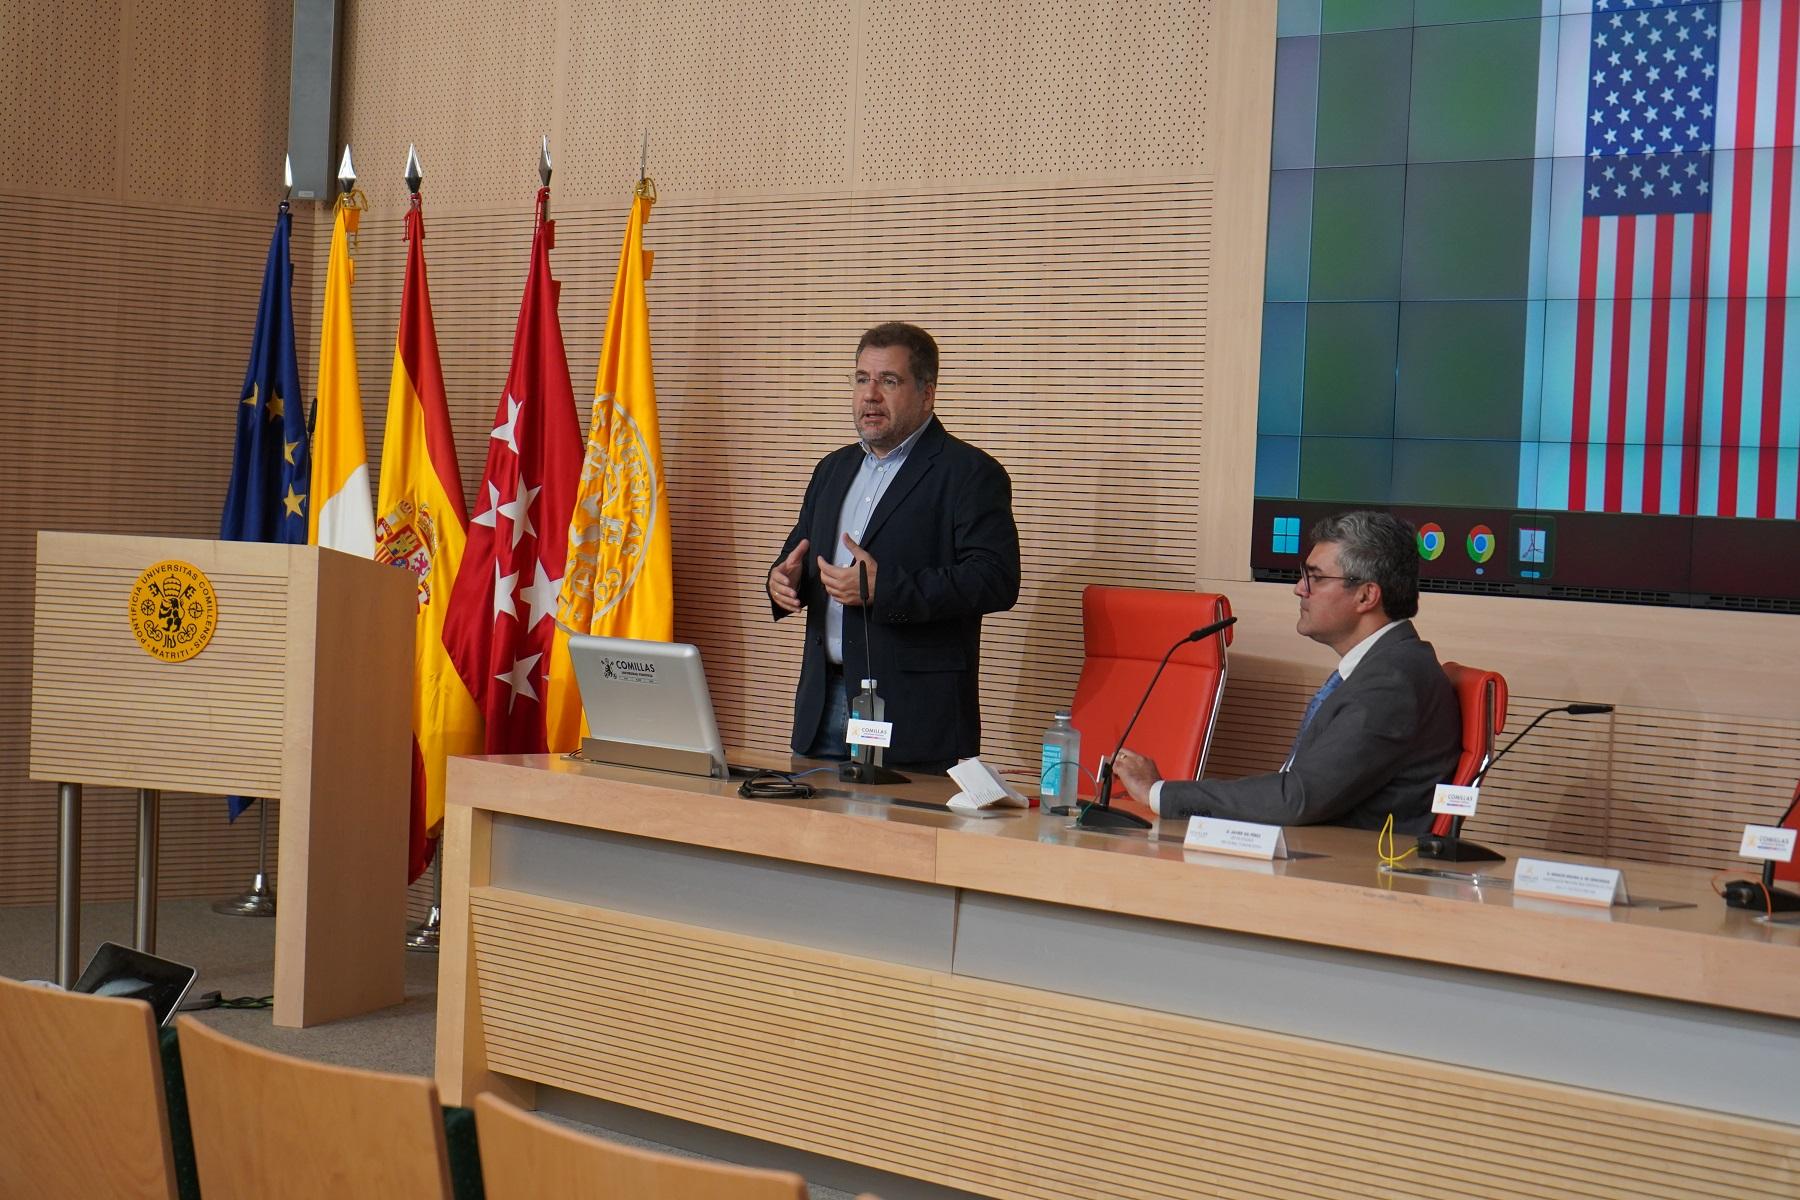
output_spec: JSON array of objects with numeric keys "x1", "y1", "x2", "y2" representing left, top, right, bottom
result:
[
  {"x1": 839, "y1": 560, "x2": 908, "y2": 786},
  {"x1": 1076, "y1": 615, "x2": 1237, "y2": 832},
  {"x1": 1416, "y1": 701, "x2": 1617, "y2": 863}
]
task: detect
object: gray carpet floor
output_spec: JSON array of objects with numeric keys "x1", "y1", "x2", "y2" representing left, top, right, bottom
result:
[{"x1": 0, "y1": 898, "x2": 880, "y2": 1200}]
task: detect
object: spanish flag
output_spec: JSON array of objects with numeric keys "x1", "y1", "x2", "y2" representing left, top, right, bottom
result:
[
  {"x1": 376, "y1": 190, "x2": 482, "y2": 883},
  {"x1": 309, "y1": 195, "x2": 377, "y2": 555},
  {"x1": 558, "y1": 181, "x2": 673, "y2": 641}
]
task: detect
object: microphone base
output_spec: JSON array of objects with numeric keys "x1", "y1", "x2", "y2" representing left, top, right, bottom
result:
[
  {"x1": 1724, "y1": 884, "x2": 1800, "y2": 913},
  {"x1": 838, "y1": 761, "x2": 910, "y2": 787},
  {"x1": 1074, "y1": 802, "x2": 1153, "y2": 831},
  {"x1": 1415, "y1": 834, "x2": 1505, "y2": 864}
]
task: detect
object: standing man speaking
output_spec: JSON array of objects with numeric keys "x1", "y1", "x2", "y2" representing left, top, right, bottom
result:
[{"x1": 768, "y1": 323, "x2": 1020, "y2": 772}]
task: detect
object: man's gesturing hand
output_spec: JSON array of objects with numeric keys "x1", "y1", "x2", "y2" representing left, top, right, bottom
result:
[
  {"x1": 769, "y1": 539, "x2": 809, "y2": 613},
  {"x1": 818, "y1": 533, "x2": 878, "y2": 607}
]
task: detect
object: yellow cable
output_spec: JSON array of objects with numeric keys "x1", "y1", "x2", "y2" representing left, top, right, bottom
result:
[{"x1": 1377, "y1": 813, "x2": 1417, "y2": 867}]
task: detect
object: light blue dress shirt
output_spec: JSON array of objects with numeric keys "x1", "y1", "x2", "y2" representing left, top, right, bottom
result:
[{"x1": 826, "y1": 420, "x2": 929, "y2": 665}]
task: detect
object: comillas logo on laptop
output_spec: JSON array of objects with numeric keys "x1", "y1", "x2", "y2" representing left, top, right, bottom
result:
[{"x1": 602, "y1": 656, "x2": 657, "y2": 684}]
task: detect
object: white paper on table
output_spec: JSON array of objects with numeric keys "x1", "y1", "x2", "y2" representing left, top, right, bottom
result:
[{"x1": 946, "y1": 757, "x2": 1029, "y2": 811}]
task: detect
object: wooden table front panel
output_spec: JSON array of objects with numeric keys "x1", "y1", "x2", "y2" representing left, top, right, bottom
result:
[{"x1": 467, "y1": 887, "x2": 1799, "y2": 1200}]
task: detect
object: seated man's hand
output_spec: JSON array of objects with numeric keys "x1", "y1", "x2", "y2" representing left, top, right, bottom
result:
[
  {"x1": 769, "y1": 539, "x2": 809, "y2": 613},
  {"x1": 1111, "y1": 749, "x2": 1162, "y2": 807}
]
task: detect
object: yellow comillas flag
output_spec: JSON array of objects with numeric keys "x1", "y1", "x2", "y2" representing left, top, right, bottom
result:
[
  {"x1": 558, "y1": 179, "x2": 673, "y2": 641},
  {"x1": 377, "y1": 185, "x2": 481, "y2": 883},
  {"x1": 309, "y1": 190, "x2": 377, "y2": 555}
]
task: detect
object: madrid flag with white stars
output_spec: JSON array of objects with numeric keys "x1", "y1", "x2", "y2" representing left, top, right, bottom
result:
[{"x1": 442, "y1": 187, "x2": 583, "y2": 754}]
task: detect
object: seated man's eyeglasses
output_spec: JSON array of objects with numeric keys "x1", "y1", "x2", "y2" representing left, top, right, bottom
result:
[{"x1": 1298, "y1": 570, "x2": 1359, "y2": 594}]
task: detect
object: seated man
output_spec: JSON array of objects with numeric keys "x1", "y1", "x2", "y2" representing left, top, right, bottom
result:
[{"x1": 1114, "y1": 510, "x2": 1459, "y2": 832}]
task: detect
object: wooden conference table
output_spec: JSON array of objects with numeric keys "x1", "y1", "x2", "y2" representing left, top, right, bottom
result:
[{"x1": 436, "y1": 750, "x2": 1800, "y2": 1200}]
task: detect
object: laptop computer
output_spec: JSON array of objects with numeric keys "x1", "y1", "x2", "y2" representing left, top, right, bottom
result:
[
  {"x1": 568, "y1": 635, "x2": 737, "y2": 778},
  {"x1": 71, "y1": 941, "x2": 198, "y2": 1027}
]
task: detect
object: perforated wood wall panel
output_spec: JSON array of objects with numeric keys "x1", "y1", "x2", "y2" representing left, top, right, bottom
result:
[
  {"x1": 857, "y1": 0, "x2": 1210, "y2": 183},
  {"x1": 0, "y1": 0, "x2": 302, "y2": 907},
  {"x1": 0, "y1": 0, "x2": 123, "y2": 195},
  {"x1": 472, "y1": 889, "x2": 1800, "y2": 1200}
]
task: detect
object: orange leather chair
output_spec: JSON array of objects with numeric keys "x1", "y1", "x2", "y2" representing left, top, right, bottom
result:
[
  {"x1": 1430, "y1": 662, "x2": 1509, "y2": 839},
  {"x1": 1068, "y1": 586, "x2": 1233, "y2": 798},
  {"x1": 1775, "y1": 780, "x2": 1800, "y2": 887}
]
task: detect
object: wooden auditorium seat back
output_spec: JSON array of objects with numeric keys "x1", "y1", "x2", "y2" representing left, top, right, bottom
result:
[
  {"x1": 0, "y1": 974, "x2": 179, "y2": 1200},
  {"x1": 175, "y1": 1015, "x2": 453, "y2": 1200},
  {"x1": 475, "y1": 1093, "x2": 810, "y2": 1199},
  {"x1": 1068, "y1": 586, "x2": 1234, "y2": 797},
  {"x1": 1430, "y1": 662, "x2": 1509, "y2": 838}
]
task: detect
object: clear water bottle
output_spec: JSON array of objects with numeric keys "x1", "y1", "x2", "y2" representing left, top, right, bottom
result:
[
  {"x1": 1040, "y1": 709, "x2": 1080, "y2": 805},
  {"x1": 850, "y1": 678, "x2": 886, "y2": 767}
]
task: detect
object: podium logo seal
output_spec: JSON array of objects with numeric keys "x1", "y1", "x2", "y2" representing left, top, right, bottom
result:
[{"x1": 128, "y1": 560, "x2": 219, "y2": 662}]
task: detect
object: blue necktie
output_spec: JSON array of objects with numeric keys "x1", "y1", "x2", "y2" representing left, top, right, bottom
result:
[{"x1": 1288, "y1": 670, "x2": 1342, "y2": 762}]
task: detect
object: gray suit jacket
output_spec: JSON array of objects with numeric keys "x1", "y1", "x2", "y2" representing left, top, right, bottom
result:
[{"x1": 1158, "y1": 621, "x2": 1460, "y2": 834}]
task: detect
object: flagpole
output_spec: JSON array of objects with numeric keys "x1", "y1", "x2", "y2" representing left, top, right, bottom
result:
[
  {"x1": 212, "y1": 798, "x2": 276, "y2": 917},
  {"x1": 404, "y1": 843, "x2": 442, "y2": 953},
  {"x1": 213, "y1": 153, "x2": 298, "y2": 922}
]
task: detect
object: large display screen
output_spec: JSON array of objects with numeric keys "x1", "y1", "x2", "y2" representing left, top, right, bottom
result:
[{"x1": 1258, "y1": 0, "x2": 1800, "y2": 610}]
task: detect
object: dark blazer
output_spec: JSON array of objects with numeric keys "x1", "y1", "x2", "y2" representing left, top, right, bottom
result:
[
  {"x1": 1158, "y1": 621, "x2": 1460, "y2": 833},
  {"x1": 772, "y1": 416, "x2": 1020, "y2": 767}
]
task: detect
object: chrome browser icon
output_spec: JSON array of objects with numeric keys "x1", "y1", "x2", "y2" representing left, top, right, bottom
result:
[
  {"x1": 1466, "y1": 525, "x2": 1496, "y2": 564},
  {"x1": 1416, "y1": 523, "x2": 1445, "y2": 561}
]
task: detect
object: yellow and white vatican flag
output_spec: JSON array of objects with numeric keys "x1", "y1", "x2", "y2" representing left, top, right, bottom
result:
[
  {"x1": 558, "y1": 179, "x2": 673, "y2": 640},
  {"x1": 309, "y1": 162, "x2": 377, "y2": 556}
]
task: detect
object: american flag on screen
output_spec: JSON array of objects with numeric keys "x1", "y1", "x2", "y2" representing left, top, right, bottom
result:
[{"x1": 1542, "y1": 0, "x2": 1800, "y2": 519}]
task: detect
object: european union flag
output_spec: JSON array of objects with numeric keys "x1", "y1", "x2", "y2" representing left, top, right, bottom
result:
[
  {"x1": 220, "y1": 203, "x2": 312, "y2": 820},
  {"x1": 222, "y1": 203, "x2": 312, "y2": 545}
]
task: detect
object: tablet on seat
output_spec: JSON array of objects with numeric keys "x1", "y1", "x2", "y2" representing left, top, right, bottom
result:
[{"x1": 71, "y1": 941, "x2": 197, "y2": 1027}]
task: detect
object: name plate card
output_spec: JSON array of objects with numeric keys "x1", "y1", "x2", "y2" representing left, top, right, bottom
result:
[
  {"x1": 1513, "y1": 857, "x2": 1629, "y2": 908},
  {"x1": 1739, "y1": 825, "x2": 1798, "y2": 863},
  {"x1": 845, "y1": 719, "x2": 893, "y2": 748},
  {"x1": 1430, "y1": 783, "x2": 1480, "y2": 817},
  {"x1": 1184, "y1": 817, "x2": 1289, "y2": 860}
]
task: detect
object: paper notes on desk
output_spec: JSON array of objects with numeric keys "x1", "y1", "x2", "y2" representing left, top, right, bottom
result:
[
  {"x1": 1513, "y1": 858, "x2": 1629, "y2": 907},
  {"x1": 1184, "y1": 817, "x2": 1289, "y2": 860},
  {"x1": 946, "y1": 758, "x2": 1028, "y2": 813}
]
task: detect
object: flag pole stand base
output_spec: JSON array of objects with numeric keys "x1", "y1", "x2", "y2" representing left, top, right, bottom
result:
[
  {"x1": 211, "y1": 872, "x2": 276, "y2": 918},
  {"x1": 404, "y1": 905, "x2": 441, "y2": 953}
]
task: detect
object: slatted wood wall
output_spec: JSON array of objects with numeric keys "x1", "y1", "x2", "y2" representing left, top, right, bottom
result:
[
  {"x1": 315, "y1": 0, "x2": 1260, "y2": 800},
  {"x1": 0, "y1": 0, "x2": 312, "y2": 907},
  {"x1": 5, "y1": 0, "x2": 1792, "y2": 912}
]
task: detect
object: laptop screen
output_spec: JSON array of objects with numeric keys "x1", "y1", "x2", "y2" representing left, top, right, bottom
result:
[
  {"x1": 567, "y1": 635, "x2": 729, "y2": 777},
  {"x1": 71, "y1": 942, "x2": 197, "y2": 1027}
]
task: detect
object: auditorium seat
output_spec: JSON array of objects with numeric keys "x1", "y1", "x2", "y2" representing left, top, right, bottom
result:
[
  {"x1": 1069, "y1": 585, "x2": 1234, "y2": 797},
  {"x1": 474, "y1": 1092, "x2": 820, "y2": 1199},
  {"x1": 1430, "y1": 662, "x2": 1509, "y2": 839},
  {"x1": 0, "y1": 974, "x2": 181, "y2": 1200},
  {"x1": 176, "y1": 1016, "x2": 454, "y2": 1199}
]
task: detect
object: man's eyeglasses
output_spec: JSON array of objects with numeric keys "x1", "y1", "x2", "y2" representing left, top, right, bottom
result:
[
  {"x1": 1297, "y1": 570, "x2": 1359, "y2": 595},
  {"x1": 851, "y1": 371, "x2": 911, "y2": 391}
]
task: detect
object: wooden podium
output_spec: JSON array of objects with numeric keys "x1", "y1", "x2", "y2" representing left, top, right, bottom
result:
[{"x1": 29, "y1": 532, "x2": 415, "y2": 1027}]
